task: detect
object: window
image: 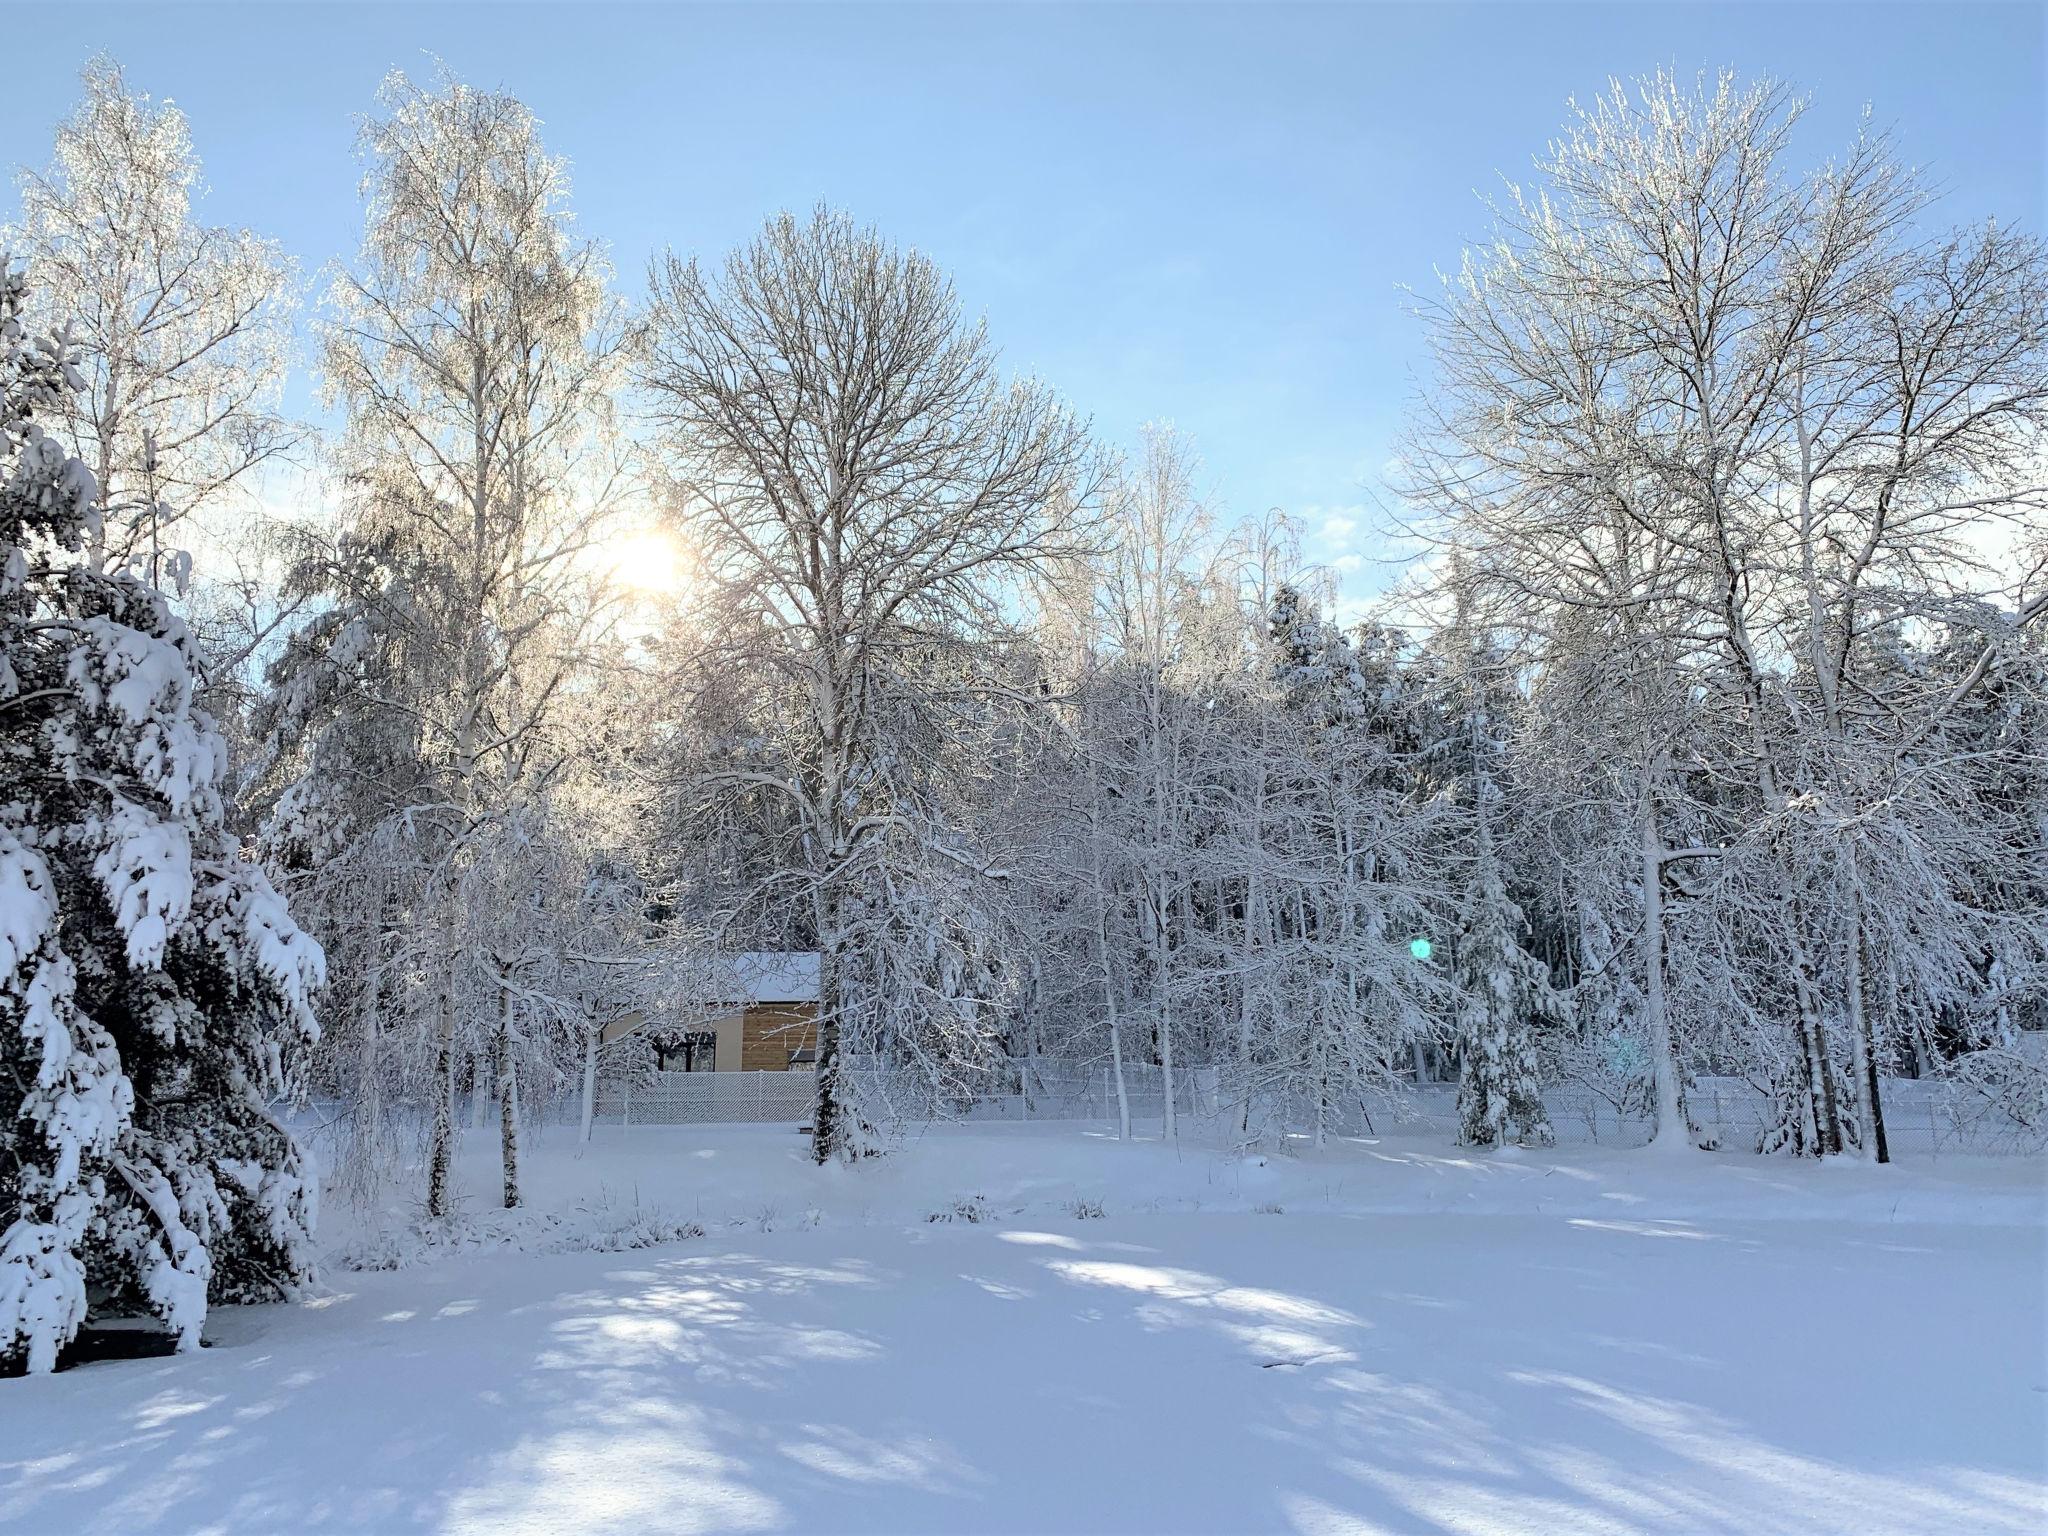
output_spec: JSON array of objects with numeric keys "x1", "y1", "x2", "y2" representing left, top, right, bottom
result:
[{"x1": 656, "y1": 1031, "x2": 717, "y2": 1073}]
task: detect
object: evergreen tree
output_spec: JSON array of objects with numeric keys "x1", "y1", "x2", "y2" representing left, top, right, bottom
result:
[
  {"x1": 1453, "y1": 820, "x2": 1557, "y2": 1148},
  {"x1": 1445, "y1": 652, "x2": 1557, "y2": 1149},
  {"x1": 0, "y1": 267, "x2": 322, "y2": 1374},
  {"x1": 1259, "y1": 581, "x2": 1443, "y2": 1133}
]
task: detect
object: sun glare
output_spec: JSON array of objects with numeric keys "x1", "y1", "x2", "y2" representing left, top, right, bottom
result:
[{"x1": 601, "y1": 528, "x2": 689, "y2": 596}]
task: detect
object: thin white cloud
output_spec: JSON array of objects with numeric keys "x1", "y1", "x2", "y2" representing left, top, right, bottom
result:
[{"x1": 1299, "y1": 503, "x2": 1367, "y2": 545}]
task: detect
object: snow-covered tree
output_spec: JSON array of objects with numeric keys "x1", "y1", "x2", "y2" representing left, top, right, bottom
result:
[
  {"x1": 1453, "y1": 838, "x2": 1556, "y2": 1148},
  {"x1": 258, "y1": 67, "x2": 634, "y2": 1216},
  {"x1": 1, "y1": 264, "x2": 322, "y2": 1375},
  {"x1": 5, "y1": 56, "x2": 299, "y2": 581},
  {"x1": 1257, "y1": 578, "x2": 1443, "y2": 1141},
  {"x1": 1081, "y1": 428, "x2": 1234, "y2": 1142},
  {"x1": 1408, "y1": 70, "x2": 2048, "y2": 1155},
  {"x1": 1444, "y1": 662, "x2": 1556, "y2": 1148},
  {"x1": 639, "y1": 207, "x2": 1098, "y2": 1161}
]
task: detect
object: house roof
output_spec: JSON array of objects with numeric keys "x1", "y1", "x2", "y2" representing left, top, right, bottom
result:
[{"x1": 732, "y1": 951, "x2": 821, "y2": 1004}]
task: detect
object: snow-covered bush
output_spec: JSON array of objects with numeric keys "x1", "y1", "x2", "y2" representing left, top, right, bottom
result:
[
  {"x1": 927, "y1": 1194, "x2": 994, "y2": 1224},
  {"x1": 1933, "y1": 1046, "x2": 2048, "y2": 1152},
  {"x1": 332, "y1": 1198, "x2": 705, "y2": 1273},
  {"x1": 0, "y1": 267, "x2": 323, "y2": 1374}
]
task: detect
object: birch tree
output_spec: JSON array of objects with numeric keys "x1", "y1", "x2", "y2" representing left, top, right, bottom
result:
[
  {"x1": 262, "y1": 68, "x2": 632, "y2": 1215},
  {"x1": 1085, "y1": 428, "x2": 1227, "y2": 1141},
  {"x1": 5, "y1": 56, "x2": 299, "y2": 582}
]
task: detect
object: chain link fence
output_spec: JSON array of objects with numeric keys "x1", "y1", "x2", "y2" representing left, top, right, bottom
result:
[
  {"x1": 1255, "y1": 1077, "x2": 2046, "y2": 1157},
  {"x1": 579, "y1": 1064, "x2": 2041, "y2": 1158},
  {"x1": 592, "y1": 1070, "x2": 819, "y2": 1126}
]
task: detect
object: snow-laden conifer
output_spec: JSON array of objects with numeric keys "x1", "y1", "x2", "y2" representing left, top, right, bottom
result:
[{"x1": 1, "y1": 266, "x2": 321, "y2": 1374}]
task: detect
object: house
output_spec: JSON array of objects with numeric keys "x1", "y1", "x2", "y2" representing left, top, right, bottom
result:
[{"x1": 601, "y1": 952, "x2": 820, "y2": 1073}]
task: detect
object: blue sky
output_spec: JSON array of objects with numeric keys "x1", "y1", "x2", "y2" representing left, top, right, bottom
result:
[{"x1": 4, "y1": 2, "x2": 2042, "y2": 605}]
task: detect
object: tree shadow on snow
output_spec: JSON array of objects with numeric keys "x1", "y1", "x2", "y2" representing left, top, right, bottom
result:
[{"x1": 1, "y1": 1219, "x2": 2041, "y2": 1535}]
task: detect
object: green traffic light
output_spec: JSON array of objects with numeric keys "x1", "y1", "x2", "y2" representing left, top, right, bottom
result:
[{"x1": 1409, "y1": 937, "x2": 1433, "y2": 961}]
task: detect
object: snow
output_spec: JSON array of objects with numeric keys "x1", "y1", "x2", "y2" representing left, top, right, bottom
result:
[
  {"x1": 0, "y1": 827, "x2": 56, "y2": 977},
  {"x1": 90, "y1": 799, "x2": 194, "y2": 970},
  {"x1": 197, "y1": 859, "x2": 326, "y2": 1022},
  {"x1": 730, "y1": 952, "x2": 821, "y2": 1005},
  {"x1": 3, "y1": 1123, "x2": 2042, "y2": 1534}
]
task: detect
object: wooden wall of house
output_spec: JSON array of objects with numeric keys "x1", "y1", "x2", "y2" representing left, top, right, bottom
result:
[{"x1": 740, "y1": 1003, "x2": 818, "y2": 1071}]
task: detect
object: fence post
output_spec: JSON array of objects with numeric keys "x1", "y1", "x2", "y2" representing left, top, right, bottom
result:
[{"x1": 623, "y1": 1074, "x2": 631, "y2": 1134}]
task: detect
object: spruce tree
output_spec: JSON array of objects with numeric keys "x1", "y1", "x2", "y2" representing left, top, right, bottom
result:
[
  {"x1": 0, "y1": 267, "x2": 323, "y2": 1374},
  {"x1": 1453, "y1": 817, "x2": 1557, "y2": 1148},
  {"x1": 1446, "y1": 660, "x2": 1556, "y2": 1149}
]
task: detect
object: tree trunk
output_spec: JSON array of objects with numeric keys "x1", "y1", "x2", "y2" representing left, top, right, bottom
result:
[
  {"x1": 1238, "y1": 861, "x2": 1262, "y2": 1130},
  {"x1": 1639, "y1": 792, "x2": 1689, "y2": 1151},
  {"x1": 1096, "y1": 868, "x2": 1132, "y2": 1143},
  {"x1": 498, "y1": 989, "x2": 521, "y2": 1209},
  {"x1": 1865, "y1": 1033, "x2": 1891, "y2": 1163},
  {"x1": 1021, "y1": 958, "x2": 1044, "y2": 1115},
  {"x1": 1085, "y1": 802, "x2": 1131, "y2": 1141},
  {"x1": 1843, "y1": 873, "x2": 1887, "y2": 1162},
  {"x1": 1238, "y1": 738, "x2": 1271, "y2": 1133},
  {"x1": 1106, "y1": 1007, "x2": 1132, "y2": 1143},
  {"x1": 1148, "y1": 881, "x2": 1177, "y2": 1142},
  {"x1": 1788, "y1": 926, "x2": 1844, "y2": 1157},
  {"x1": 352, "y1": 962, "x2": 384, "y2": 1197},
  {"x1": 811, "y1": 888, "x2": 844, "y2": 1164},
  {"x1": 1312, "y1": 1030, "x2": 1328, "y2": 1150},
  {"x1": 1143, "y1": 663, "x2": 1177, "y2": 1144},
  {"x1": 425, "y1": 962, "x2": 458, "y2": 1220},
  {"x1": 578, "y1": 1023, "x2": 599, "y2": 1144},
  {"x1": 812, "y1": 1009, "x2": 841, "y2": 1163}
]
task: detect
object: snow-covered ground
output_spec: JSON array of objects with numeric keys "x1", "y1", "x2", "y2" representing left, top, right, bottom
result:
[{"x1": 3, "y1": 1123, "x2": 2044, "y2": 1535}]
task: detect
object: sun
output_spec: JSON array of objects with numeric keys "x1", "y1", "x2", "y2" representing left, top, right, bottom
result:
[{"x1": 599, "y1": 526, "x2": 689, "y2": 596}]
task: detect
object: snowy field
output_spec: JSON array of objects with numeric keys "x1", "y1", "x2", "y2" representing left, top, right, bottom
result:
[{"x1": 3, "y1": 1123, "x2": 2044, "y2": 1536}]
